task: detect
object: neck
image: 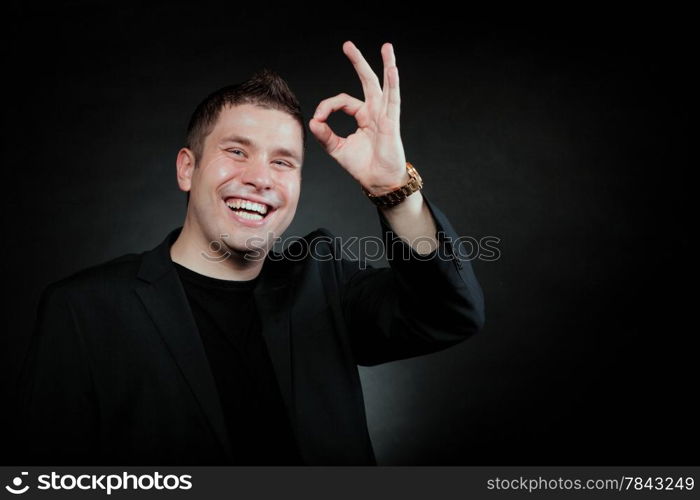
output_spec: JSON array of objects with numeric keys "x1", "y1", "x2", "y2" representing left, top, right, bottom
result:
[{"x1": 169, "y1": 218, "x2": 266, "y2": 281}]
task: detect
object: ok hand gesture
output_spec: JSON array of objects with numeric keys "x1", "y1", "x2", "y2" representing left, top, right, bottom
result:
[{"x1": 309, "y1": 41, "x2": 409, "y2": 195}]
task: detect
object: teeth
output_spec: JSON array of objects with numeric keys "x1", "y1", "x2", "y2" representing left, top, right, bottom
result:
[
  {"x1": 231, "y1": 210, "x2": 263, "y2": 221},
  {"x1": 224, "y1": 198, "x2": 268, "y2": 215}
]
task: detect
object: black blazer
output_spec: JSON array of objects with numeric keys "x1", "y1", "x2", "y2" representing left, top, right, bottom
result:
[{"x1": 15, "y1": 194, "x2": 485, "y2": 465}]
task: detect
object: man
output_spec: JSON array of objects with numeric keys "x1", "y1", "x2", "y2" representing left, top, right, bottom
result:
[{"x1": 16, "y1": 41, "x2": 485, "y2": 465}]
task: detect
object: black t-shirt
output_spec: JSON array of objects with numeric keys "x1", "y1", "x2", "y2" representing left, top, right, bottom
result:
[{"x1": 173, "y1": 262, "x2": 302, "y2": 465}]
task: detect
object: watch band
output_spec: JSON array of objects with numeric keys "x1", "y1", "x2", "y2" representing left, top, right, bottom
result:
[{"x1": 362, "y1": 162, "x2": 423, "y2": 208}]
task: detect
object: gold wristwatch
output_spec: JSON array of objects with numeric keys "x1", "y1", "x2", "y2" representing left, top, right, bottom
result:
[{"x1": 362, "y1": 161, "x2": 423, "y2": 208}]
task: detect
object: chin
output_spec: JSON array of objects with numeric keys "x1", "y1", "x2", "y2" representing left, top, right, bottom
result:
[{"x1": 221, "y1": 233, "x2": 269, "y2": 258}]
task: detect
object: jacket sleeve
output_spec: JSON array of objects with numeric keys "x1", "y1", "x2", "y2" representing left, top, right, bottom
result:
[
  {"x1": 339, "y1": 193, "x2": 486, "y2": 366},
  {"x1": 15, "y1": 283, "x2": 100, "y2": 464}
]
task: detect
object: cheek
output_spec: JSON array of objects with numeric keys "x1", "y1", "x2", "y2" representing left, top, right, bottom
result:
[
  {"x1": 209, "y1": 161, "x2": 239, "y2": 183},
  {"x1": 195, "y1": 161, "x2": 241, "y2": 205},
  {"x1": 279, "y1": 175, "x2": 301, "y2": 204},
  {"x1": 197, "y1": 157, "x2": 240, "y2": 187}
]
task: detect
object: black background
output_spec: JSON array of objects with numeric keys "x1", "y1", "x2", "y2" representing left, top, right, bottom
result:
[{"x1": 1, "y1": 2, "x2": 693, "y2": 465}]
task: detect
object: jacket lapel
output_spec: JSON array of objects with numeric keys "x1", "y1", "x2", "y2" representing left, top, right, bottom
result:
[{"x1": 134, "y1": 227, "x2": 233, "y2": 462}]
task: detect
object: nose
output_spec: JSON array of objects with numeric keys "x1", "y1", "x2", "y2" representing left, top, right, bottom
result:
[{"x1": 240, "y1": 158, "x2": 274, "y2": 191}]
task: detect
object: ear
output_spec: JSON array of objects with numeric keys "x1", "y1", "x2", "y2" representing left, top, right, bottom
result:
[{"x1": 175, "y1": 148, "x2": 196, "y2": 193}]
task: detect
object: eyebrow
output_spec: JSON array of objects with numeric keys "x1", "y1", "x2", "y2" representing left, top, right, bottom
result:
[{"x1": 220, "y1": 134, "x2": 302, "y2": 164}]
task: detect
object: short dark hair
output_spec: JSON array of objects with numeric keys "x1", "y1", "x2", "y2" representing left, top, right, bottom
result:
[{"x1": 184, "y1": 68, "x2": 306, "y2": 206}]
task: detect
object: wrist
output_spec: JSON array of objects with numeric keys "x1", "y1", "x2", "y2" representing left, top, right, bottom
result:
[
  {"x1": 362, "y1": 162, "x2": 423, "y2": 208},
  {"x1": 363, "y1": 170, "x2": 411, "y2": 196}
]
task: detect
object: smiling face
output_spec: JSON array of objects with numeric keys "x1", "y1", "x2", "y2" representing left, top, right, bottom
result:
[{"x1": 176, "y1": 103, "x2": 303, "y2": 259}]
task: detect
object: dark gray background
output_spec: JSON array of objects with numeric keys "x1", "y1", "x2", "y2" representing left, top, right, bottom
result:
[{"x1": 1, "y1": 2, "x2": 693, "y2": 464}]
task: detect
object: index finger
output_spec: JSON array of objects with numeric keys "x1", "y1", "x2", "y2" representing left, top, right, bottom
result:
[{"x1": 342, "y1": 41, "x2": 382, "y2": 102}]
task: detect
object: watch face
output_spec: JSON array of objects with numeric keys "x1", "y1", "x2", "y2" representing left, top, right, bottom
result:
[{"x1": 407, "y1": 163, "x2": 422, "y2": 183}]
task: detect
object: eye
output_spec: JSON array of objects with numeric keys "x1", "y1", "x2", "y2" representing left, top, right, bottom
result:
[
  {"x1": 226, "y1": 148, "x2": 245, "y2": 156},
  {"x1": 273, "y1": 160, "x2": 292, "y2": 167}
]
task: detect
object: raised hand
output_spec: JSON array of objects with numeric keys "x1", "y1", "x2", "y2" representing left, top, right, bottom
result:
[{"x1": 309, "y1": 41, "x2": 409, "y2": 195}]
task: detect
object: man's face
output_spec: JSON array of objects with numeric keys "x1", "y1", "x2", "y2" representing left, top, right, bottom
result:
[{"x1": 182, "y1": 103, "x2": 303, "y2": 258}]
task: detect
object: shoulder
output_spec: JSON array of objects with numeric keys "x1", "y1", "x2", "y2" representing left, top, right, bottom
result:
[{"x1": 40, "y1": 251, "x2": 144, "y2": 301}]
